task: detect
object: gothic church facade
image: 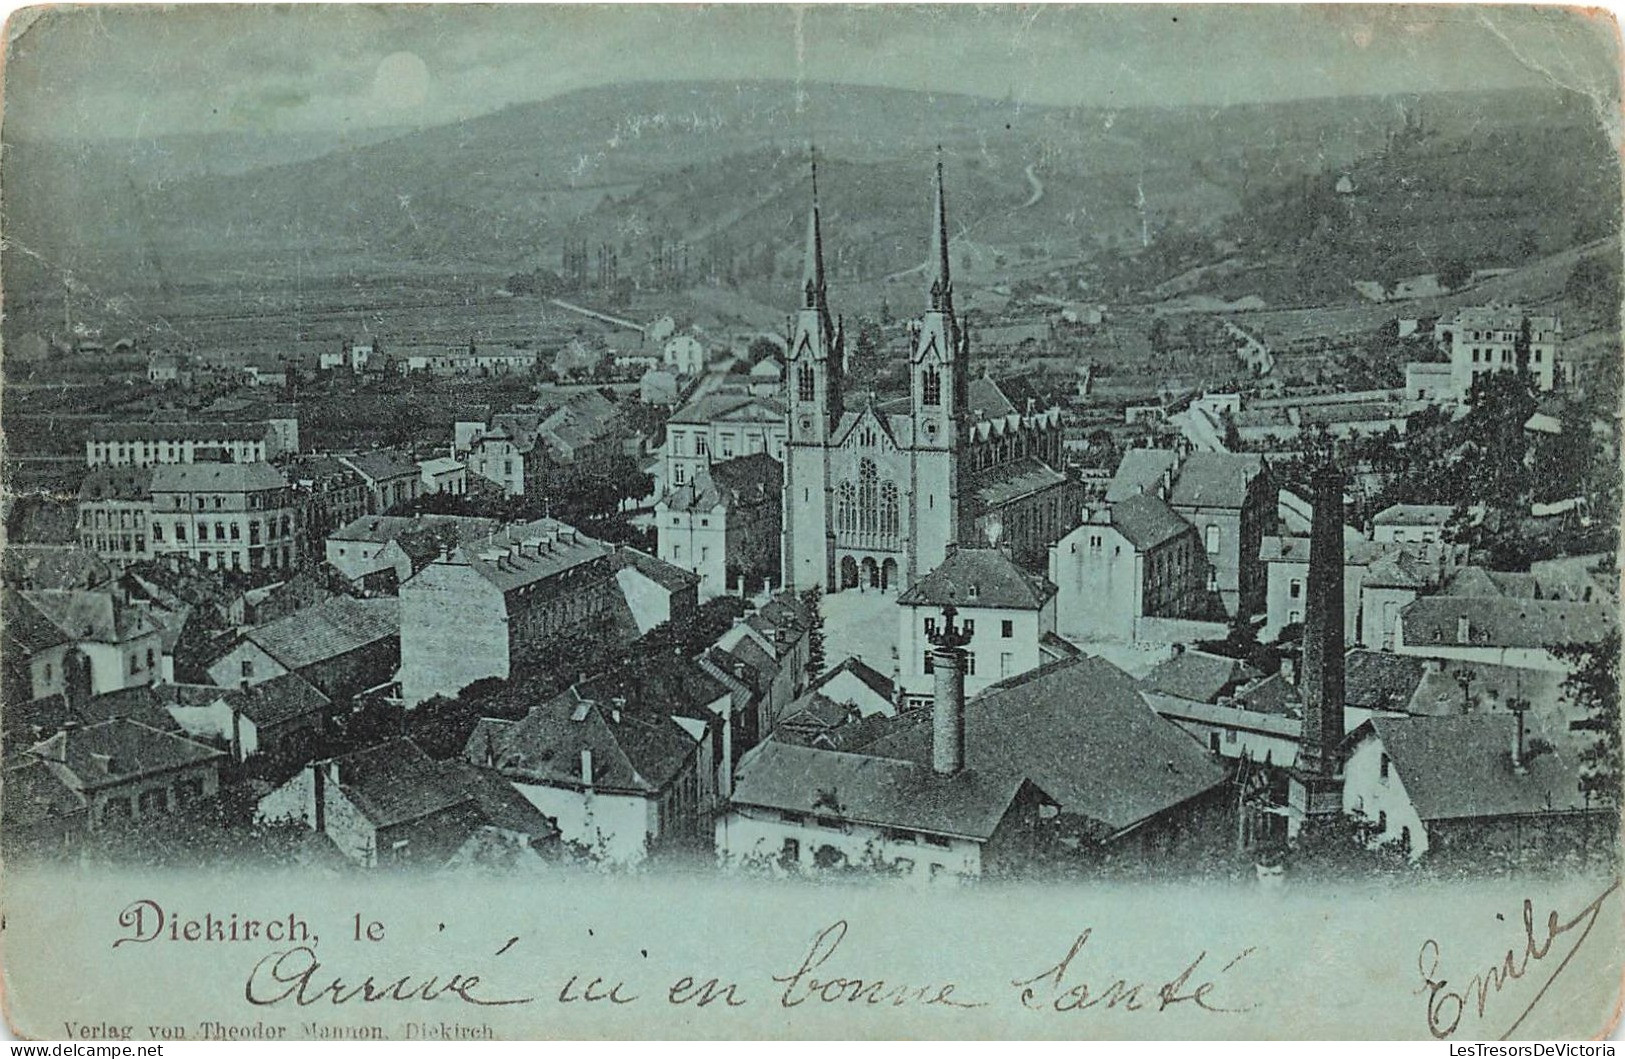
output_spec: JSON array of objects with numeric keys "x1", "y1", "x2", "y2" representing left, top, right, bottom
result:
[{"x1": 783, "y1": 162, "x2": 1076, "y2": 594}]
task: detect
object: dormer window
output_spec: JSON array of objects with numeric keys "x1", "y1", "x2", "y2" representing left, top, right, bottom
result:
[{"x1": 967, "y1": 585, "x2": 979, "y2": 601}]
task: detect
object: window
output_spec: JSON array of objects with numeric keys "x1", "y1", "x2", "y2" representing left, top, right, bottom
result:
[
  {"x1": 1379, "y1": 753, "x2": 1391, "y2": 780},
  {"x1": 214, "y1": 522, "x2": 225, "y2": 541},
  {"x1": 963, "y1": 619, "x2": 975, "y2": 636},
  {"x1": 1377, "y1": 810, "x2": 1388, "y2": 832},
  {"x1": 42, "y1": 662, "x2": 53, "y2": 682},
  {"x1": 697, "y1": 435, "x2": 708, "y2": 456},
  {"x1": 198, "y1": 524, "x2": 209, "y2": 541},
  {"x1": 146, "y1": 649, "x2": 155, "y2": 670},
  {"x1": 798, "y1": 362, "x2": 815, "y2": 402},
  {"x1": 1289, "y1": 579, "x2": 1302, "y2": 600},
  {"x1": 241, "y1": 658, "x2": 254, "y2": 681},
  {"x1": 152, "y1": 524, "x2": 164, "y2": 542},
  {"x1": 1205, "y1": 525, "x2": 1220, "y2": 554},
  {"x1": 138, "y1": 788, "x2": 168, "y2": 815},
  {"x1": 781, "y1": 838, "x2": 801, "y2": 862},
  {"x1": 921, "y1": 367, "x2": 941, "y2": 406},
  {"x1": 967, "y1": 585, "x2": 979, "y2": 601},
  {"x1": 230, "y1": 523, "x2": 241, "y2": 540},
  {"x1": 1209, "y1": 731, "x2": 1222, "y2": 753},
  {"x1": 925, "y1": 618, "x2": 938, "y2": 636},
  {"x1": 175, "y1": 524, "x2": 187, "y2": 541},
  {"x1": 1000, "y1": 652, "x2": 1013, "y2": 678},
  {"x1": 923, "y1": 652, "x2": 935, "y2": 674},
  {"x1": 965, "y1": 653, "x2": 976, "y2": 675},
  {"x1": 129, "y1": 654, "x2": 141, "y2": 675},
  {"x1": 1001, "y1": 620, "x2": 1013, "y2": 638}
]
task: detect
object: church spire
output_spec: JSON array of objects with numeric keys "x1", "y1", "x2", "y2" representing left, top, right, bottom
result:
[
  {"x1": 803, "y1": 150, "x2": 828, "y2": 311},
  {"x1": 929, "y1": 148, "x2": 953, "y2": 314}
]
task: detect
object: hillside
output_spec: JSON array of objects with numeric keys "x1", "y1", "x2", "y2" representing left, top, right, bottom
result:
[{"x1": 3, "y1": 80, "x2": 1615, "y2": 315}]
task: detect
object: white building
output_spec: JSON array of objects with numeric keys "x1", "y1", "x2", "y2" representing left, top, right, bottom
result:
[{"x1": 1434, "y1": 306, "x2": 1561, "y2": 397}]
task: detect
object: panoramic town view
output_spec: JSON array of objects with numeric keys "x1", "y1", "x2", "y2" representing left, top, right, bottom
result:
[{"x1": 2, "y1": 8, "x2": 1619, "y2": 884}]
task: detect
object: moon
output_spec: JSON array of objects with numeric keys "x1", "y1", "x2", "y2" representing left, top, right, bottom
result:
[{"x1": 371, "y1": 51, "x2": 431, "y2": 109}]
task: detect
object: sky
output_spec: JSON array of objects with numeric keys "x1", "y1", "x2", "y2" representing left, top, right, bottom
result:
[{"x1": 3, "y1": 4, "x2": 1620, "y2": 141}]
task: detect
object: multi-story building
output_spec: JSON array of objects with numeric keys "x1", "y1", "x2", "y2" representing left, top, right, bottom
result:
[
  {"x1": 896, "y1": 547, "x2": 1059, "y2": 701},
  {"x1": 18, "y1": 589, "x2": 166, "y2": 697},
  {"x1": 664, "y1": 392, "x2": 787, "y2": 492},
  {"x1": 84, "y1": 419, "x2": 294, "y2": 467},
  {"x1": 1259, "y1": 535, "x2": 1467, "y2": 648},
  {"x1": 418, "y1": 456, "x2": 467, "y2": 496},
  {"x1": 286, "y1": 456, "x2": 371, "y2": 545},
  {"x1": 148, "y1": 462, "x2": 304, "y2": 573},
  {"x1": 1049, "y1": 494, "x2": 1210, "y2": 643},
  {"x1": 1434, "y1": 305, "x2": 1561, "y2": 396},
  {"x1": 398, "y1": 519, "x2": 696, "y2": 705},
  {"x1": 338, "y1": 450, "x2": 423, "y2": 514},
  {"x1": 77, "y1": 467, "x2": 153, "y2": 563},
  {"x1": 460, "y1": 392, "x2": 625, "y2": 497},
  {"x1": 656, "y1": 453, "x2": 782, "y2": 600}
]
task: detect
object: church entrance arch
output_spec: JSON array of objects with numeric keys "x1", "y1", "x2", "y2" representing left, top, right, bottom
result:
[
  {"x1": 840, "y1": 556, "x2": 859, "y2": 590},
  {"x1": 881, "y1": 558, "x2": 898, "y2": 591},
  {"x1": 861, "y1": 557, "x2": 879, "y2": 590}
]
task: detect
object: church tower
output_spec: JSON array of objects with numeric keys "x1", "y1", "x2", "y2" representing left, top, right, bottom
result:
[
  {"x1": 784, "y1": 158, "x2": 845, "y2": 591},
  {"x1": 907, "y1": 157, "x2": 967, "y2": 582}
]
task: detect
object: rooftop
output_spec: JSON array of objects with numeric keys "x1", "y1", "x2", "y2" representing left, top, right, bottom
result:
[
  {"x1": 1104, "y1": 449, "x2": 1179, "y2": 503},
  {"x1": 29, "y1": 718, "x2": 223, "y2": 792},
  {"x1": 1357, "y1": 714, "x2": 1590, "y2": 822},
  {"x1": 1139, "y1": 650, "x2": 1252, "y2": 705},
  {"x1": 1168, "y1": 452, "x2": 1266, "y2": 510},
  {"x1": 150, "y1": 462, "x2": 288, "y2": 494},
  {"x1": 78, "y1": 466, "x2": 153, "y2": 502},
  {"x1": 1106, "y1": 493, "x2": 1193, "y2": 552},
  {"x1": 1373, "y1": 504, "x2": 1456, "y2": 527},
  {"x1": 243, "y1": 596, "x2": 399, "y2": 670},
  {"x1": 1399, "y1": 597, "x2": 1616, "y2": 650},
  {"x1": 866, "y1": 655, "x2": 1227, "y2": 836},
  {"x1": 731, "y1": 740, "x2": 1033, "y2": 841},
  {"x1": 966, "y1": 456, "x2": 1069, "y2": 513},
  {"x1": 88, "y1": 420, "x2": 272, "y2": 443},
  {"x1": 897, "y1": 548, "x2": 1057, "y2": 611}
]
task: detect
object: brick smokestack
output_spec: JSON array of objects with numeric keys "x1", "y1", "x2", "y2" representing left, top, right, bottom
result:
[
  {"x1": 1300, "y1": 467, "x2": 1346, "y2": 777},
  {"x1": 928, "y1": 606, "x2": 973, "y2": 775}
]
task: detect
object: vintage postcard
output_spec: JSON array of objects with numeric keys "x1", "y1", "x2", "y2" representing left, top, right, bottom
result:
[{"x1": 1, "y1": 3, "x2": 1622, "y2": 1041}]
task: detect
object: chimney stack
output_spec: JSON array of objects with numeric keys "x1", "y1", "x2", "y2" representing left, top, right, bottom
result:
[
  {"x1": 580, "y1": 749, "x2": 594, "y2": 787},
  {"x1": 1300, "y1": 467, "x2": 1346, "y2": 779},
  {"x1": 1510, "y1": 699, "x2": 1530, "y2": 775},
  {"x1": 927, "y1": 606, "x2": 974, "y2": 776}
]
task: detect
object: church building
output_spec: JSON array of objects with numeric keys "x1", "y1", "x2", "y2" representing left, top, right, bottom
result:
[{"x1": 782, "y1": 160, "x2": 1074, "y2": 594}]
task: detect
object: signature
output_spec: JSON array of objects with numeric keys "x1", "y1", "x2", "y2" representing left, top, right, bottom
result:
[{"x1": 1417, "y1": 877, "x2": 1621, "y2": 1040}]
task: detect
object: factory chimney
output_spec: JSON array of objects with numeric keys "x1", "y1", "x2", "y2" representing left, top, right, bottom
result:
[{"x1": 1299, "y1": 467, "x2": 1347, "y2": 778}]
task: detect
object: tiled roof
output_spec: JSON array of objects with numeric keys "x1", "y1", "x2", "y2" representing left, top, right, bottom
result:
[
  {"x1": 455, "y1": 519, "x2": 613, "y2": 595},
  {"x1": 669, "y1": 393, "x2": 784, "y2": 426},
  {"x1": 2, "y1": 589, "x2": 71, "y2": 654},
  {"x1": 476, "y1": 691, "x2": 700, "y2": 795},
  {"x1": 244, "y1": 597, "x2": 399, "y2": 670},
  {"x1": 807, "y1": 657, "x2": 897, "y2": 706},
  {"x1": 1105, "y1": 449, "x2": 1178, "y2": 503},
  {"x1": 1399, "y1": 597, "x2": 1616, "y2": 650},
  {"x1": 1139, "y1": 650, "x2": 1251, "y2": 704},
  {"x1": 88, "y1": 421, "x2": 271, "y2": 443},
  {"x1": 1, "y1": 545, "x2": 113, "y2": 591},
  {"x1": 966, "y1": 456, "x2": 1069, "y2": 512},
  {"x1": 4, "y1": 758, "x2": 89, "y2": 829},
  {"x1": 330, "y1": 514, "x2": 499, "y2": 545},
  {"x1": 865, "y1": 655, "x2": 1227, "y2": 835},
  {"x1": 322, "y1": 739, "x2": 474, "y2": 829},
  {"x1": 730, "y1": 740, "x2": 1032, "y2": 841},
  {"x1": 612, "y1": 546, "x2": 701, "y2": 593},
  {"x1": 1168, "y1": 452, "x2": 1265, "y2": 510},
  {"x1": 71, "y1": 686, "x2": 184, "y2": 733},
  {"x1": 897, "y1": 547, "x2": 1057, "y2": 610},
  {"x1": 1342, "y1": 650, "x2": 1427, "y2": 713},
  {"x1": 1373, "y1": 504, "x2": 1455, "y2": 527},
  {"x1": 1107, "y1": 493, "x2": 1193, "y2": 552},
  {"x1": 340, "y1": 450, "x2": 420, "y2": 483},
  {"x1": 150, "y1": 462, "x2": 288, "y2": 494},
  {"x1": 165, "y1": 672, "x2": 330, "y2": 729},
  {"x1": 22, "y1": 589, "x2": 158, "y2": 645},
  {"x1": 1233, "y1": 672, "x2": 1299, "y2": 716},
  {"x1": 1359, "y1": 715, "x2": 1590, "y2": 822},
  {"x1": 29, "y1": 719, "x2": 223, "y2": 792},
  {"x1": 78, "y1": 466, "x2": 153, "y2": 502},
  {"x1": 664, "y1": 454, "x2": 782, "y2": 513}
]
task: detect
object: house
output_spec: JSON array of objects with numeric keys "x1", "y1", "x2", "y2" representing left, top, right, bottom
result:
[
  {"x1": 19, "y1": 589, "x2": 166, "y2": 697},
  {"x1": 1405, "y1": 361, "x2": 1455, "y2": 403},
  {"x1": 159, "y1": 673, "x2": 330, "y2": 762},
  {"x1": 461, "y1": 394, "x2": 627, "y2": 497},
  {"x1": 1049, "y1": 494, "x2": 1210, "y2": 643},
  {"x1": 1434, "y1": 306, "x2": 1561, "y2": 397},
  {"x1": 663, "y1": 392, "x2": 787, "y2": 492},
  {"x1": 77, "y1": 468, "x2": 154, "y2": 564},
  {"x1": 21, "y1": 718, "x2": 224, "y2": 831},
  {"x1": 147, "y1": 355, "x2": 182, "y2": 385},
  {"x1": 465, "y1": 687, "x2": 713, "y2": 867},
  {"x1": 85, "y1": 419, "x2": 292, "y2": 467},
  {"x1": 324, "y1": 514, "x2": 499, "y2": 586},
  {"x1": 640, "y1": 367, "x2": 681, "y2": 407},
  {"x1": 896, "y1": 548, "x2": 1059, "y2": 701},
  {"x1": 1341, "y1": 714, "x2": 1608, "y2": 863},
  {"x1": 1371, "y1": 504, "x2": 1456, "y2": 544},
  {"x1": 287, "y1": 456, "x2": 371, "y2": 545},
  {"x1": 207, "y1": 596, "x2": 400, "y2": 702},
  {"x1": 656, "y1": 453, "x2": 782, "y2": 600},
  {"x1": 1105, "y1": 449, "x2": 1274, "y2": 616},
  {"x1": 698, "y1": 592, "x2": 813, "y2": 746},
  {"x1": 338, "y1": 450, "x2": 423, "y2": 514},
  {"x1": 1393, "y1": 596, "x2": 1616, "y2": 673},
  {"x1": 258, "y1": 738, "x2": 559, "y2": 868},
  {"x1": 663, "y1": 334, "x2": 707, "y2": 375},
  {"x1": 3, "y1": 589, "x2": 73, "y2": 703},
  {"x1": 418, "y1": 456, "x2": 467, "y2": 497},
  {"x1": 865, "y1": 654, "x2": 1231, "y2": 867},
  {"x1": 148, "y1": 462, "x2": 305, "y2": 573},
  {"x1": 803, "y1": 657, "x2": 900, "y2": 718},
  {"x1": 397, "y1": 519, "x2": 693, "y2": 705},
  {"x1": 720, "y1": 740, "x2": 1051, "y2": 881},
  {"x1": 1259, "y1": 535, "x2": 1467, "y2": 648}
]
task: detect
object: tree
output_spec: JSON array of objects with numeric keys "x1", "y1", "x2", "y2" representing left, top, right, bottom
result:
[
  {"x1": 1437, "y1": 258, "x2": 1473, "y2": 292},
  {"x1": 801, "y1": 586, "x2": 827, "y2": 681},
  {"x1": 1555, "y1": 630, "x2": 1621, "y2": 808},
  {"x1": 1147, "y1": 317, "x2": 1171, "y2": 358},
  {"x1": 1457, "y1": 369, "x2": 1538, "y2": 513}
]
